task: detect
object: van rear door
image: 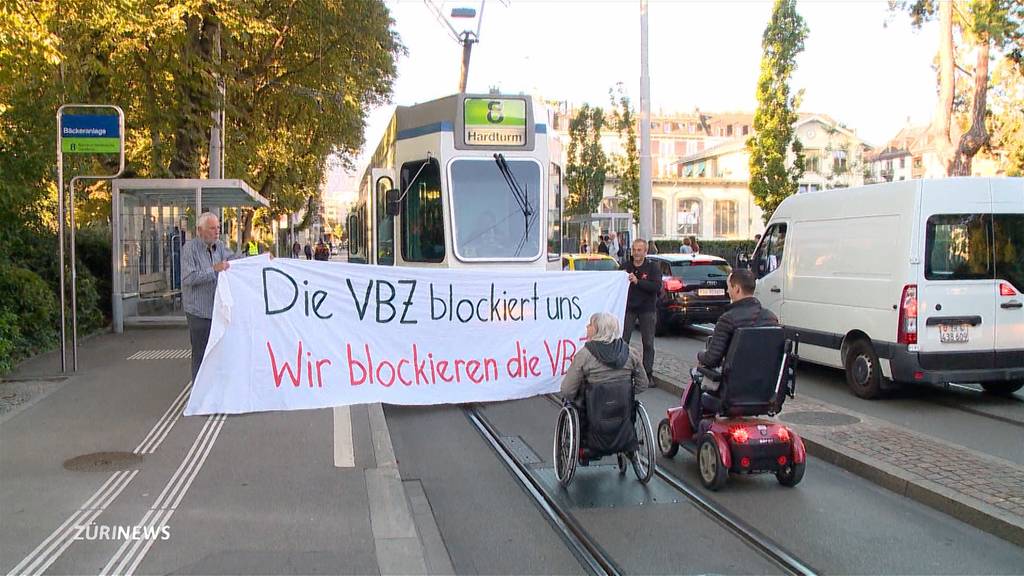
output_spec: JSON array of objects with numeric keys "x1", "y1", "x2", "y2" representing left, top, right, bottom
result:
[
  {"x1": 991, "y1": 179, "x2": 1024, "y2": 369},
  {"x1": 919, "y1": 180, "x2": 996, "y2": 368}
]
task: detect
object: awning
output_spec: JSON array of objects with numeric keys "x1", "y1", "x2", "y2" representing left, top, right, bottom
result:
[{"x1": 111, "y1": 178, "x2": 268, "y2": 207}]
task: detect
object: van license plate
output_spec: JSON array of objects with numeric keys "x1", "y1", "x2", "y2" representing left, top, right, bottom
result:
[
  {"x1": 698, "y1": 289, "x2": 725, "y2": 296},
  {"x1": 939, "y1": 324, "x2": 969, "y2": 343}
]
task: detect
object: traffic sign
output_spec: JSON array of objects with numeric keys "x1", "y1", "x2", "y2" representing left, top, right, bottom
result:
[{"x1": 60, "y1": 114, "x2": 121, "y2": 154}]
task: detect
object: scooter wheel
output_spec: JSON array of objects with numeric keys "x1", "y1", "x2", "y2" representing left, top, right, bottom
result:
[
  {"x1": 657, "y1": 418, "x2": 678, "y2": 458},
  {"x1": 776, "y1": 461, "x2": 805, "y2": 487},
  {"x1": 697, "y1": 433, "x2": 728, "y2": 491}
]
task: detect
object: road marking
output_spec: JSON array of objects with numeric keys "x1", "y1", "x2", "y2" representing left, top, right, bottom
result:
[
  {"x1": 100, "y1": 414, "x2": 227, "y2": 576},
  {"x1": 6, "y1": 470, "x2": 137, "y2": 576},
  {"x1": 334, "y1": 405, "x2": 355, "y2": 467},
  {"x1": 127, "y1": 350, "x2": 191, "y2": 360},
  {"x1": 6, "y1": 381, "x2": 192, "y2": 575},
  {"x1": 134, "y1": 382, "x2": 192, "y2": 454}
]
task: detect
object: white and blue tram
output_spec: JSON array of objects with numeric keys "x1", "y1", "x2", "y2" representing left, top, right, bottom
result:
[{"x1": 347, "y1": 93, "x2": 563, "y2": 271}]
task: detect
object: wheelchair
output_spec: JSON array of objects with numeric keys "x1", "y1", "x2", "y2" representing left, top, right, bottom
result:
[
  {"x1": 657, "y1": 326, "x2": 806, "y2": 490},
  {"x1": 553, "y1": 390, "x2": 655, "y2": 488}
]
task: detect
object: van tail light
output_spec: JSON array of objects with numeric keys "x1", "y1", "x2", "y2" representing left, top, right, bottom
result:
[
  {"x1": 776, "y1": 427, "x2": 790, "y2": 443},
  {"x1": 1000, "y1": 283, "x2": 1018, "y2": 297},
  {"x1": 663, "y1": 277, "x2": 685, "y2": 292},
  {"x1": 897, "y1": 284, "x2": 918, "y2": 345}
]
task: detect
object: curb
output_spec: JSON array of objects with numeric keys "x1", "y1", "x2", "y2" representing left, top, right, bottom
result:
[{"x1": 650, "y1": 371, "x2": 1024, "y2": 548}]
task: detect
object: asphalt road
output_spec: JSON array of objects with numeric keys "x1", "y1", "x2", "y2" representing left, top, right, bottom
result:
[
  {"x1": 387, "y1": 394, "x2": 1024, "y2": 575},
  {"x1": 654, "y1": 327, "x2": 1024, "y2": 466}
]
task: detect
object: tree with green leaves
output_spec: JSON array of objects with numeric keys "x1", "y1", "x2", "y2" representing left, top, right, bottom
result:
[
  {"x1": 564, "y1": 104, "x2": 607, "y2": 217},
  {"x1": 890, "y1": 0, "x2": 1023, "y2": 175},
  {"x1": 608, "y1": 86, "x2": 640, "y2": 225},
  {"x1": 747, "y1": 0, "x2": 808, "y2": 225},
  {"x1": 987, "y1": 59, "x2": 1024, "y2": 176}
]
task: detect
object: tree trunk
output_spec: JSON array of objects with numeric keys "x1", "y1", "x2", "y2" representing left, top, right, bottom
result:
[
  {"x1": 951, "y1": 41, "x2": 991, "y2": 176},
  {"x1": 168, "y1": 7, "x2": 217, "y2": 178},
  {"x1": 930, "y1": 0, "x2": 956, "y2": 176}
]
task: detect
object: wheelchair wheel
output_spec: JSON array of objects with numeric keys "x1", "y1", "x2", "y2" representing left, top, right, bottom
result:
[
  {"x1": 630, "y1": 401, "x2": 655, "y2": 484},
  {"x1": 697, "y1": 433, "x2": 728, "y2": 491},
  {"x1": 657, "y1": 418, "x2": 679, "y2": 458},
  {"x1": 553, "y1": 405, "x2": 579, "y2": 487}
]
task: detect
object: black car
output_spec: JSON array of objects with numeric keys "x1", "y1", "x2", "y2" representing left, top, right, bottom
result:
[{"x1": 648, "y1": 254, "x2": 732, "y2": 334}]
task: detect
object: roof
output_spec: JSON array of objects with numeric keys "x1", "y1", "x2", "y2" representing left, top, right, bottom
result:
[
  {"x1": 674, "y1": 138, "x2": 748, "y2": 165},
  {"x1": 112, "y1": 178, "x2": 268, "y2": 207}
]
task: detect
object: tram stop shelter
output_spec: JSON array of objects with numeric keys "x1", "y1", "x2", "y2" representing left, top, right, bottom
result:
[
  {"x1": 564, "y1": 212, "x2": 634, "y2": 253},
  {"x1": 111, "y1": 178, "x2": 269, "y2": 333}
]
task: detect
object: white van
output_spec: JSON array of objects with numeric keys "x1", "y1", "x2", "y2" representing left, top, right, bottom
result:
[{"x1": 751, "y1": 178, "x2": 1023, "y2": 398}]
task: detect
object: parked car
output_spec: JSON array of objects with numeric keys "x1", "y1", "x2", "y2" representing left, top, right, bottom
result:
[
  {"x1": 648, "y1": 254, "x2": 732, "y2": 334},
  {"x1": 562, "y1": 253, "x2": 619, "y2": 271},
  {"x1": 753, "y1": 177, "x2": 1023, "y2": 399}
]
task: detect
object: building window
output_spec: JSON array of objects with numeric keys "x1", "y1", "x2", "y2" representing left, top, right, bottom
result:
[
  {"x1": 742, "y1": 125, "x2": 750, "y2": 136},
  {"x1": 726, "y1": 125, "x2": 733, "y2": 137},
  {"x1": 676, "y1": 198, "x2": 702, "y2": 236},
  {"x1": 832, "y1": 150, "x2": 848, "y2": 173},
  {"x1": 807, "y1": 155, "x2": 820, "y2": 173},
  {"x1": 714, "y1": 200, "x2": 737, "y2": 238},
  {"x1": 653, "y1": 198, "x2": 665, "y2": 236},
  {"x1": 899, "y1": 157, "x2": 905, "y2": 169}
]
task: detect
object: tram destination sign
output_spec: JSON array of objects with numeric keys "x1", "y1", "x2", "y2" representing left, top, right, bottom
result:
[
  {"x1": 60, "y1": 114, "x2": 121, "y2": 154},
  {"x1": 463, "y1": 98, "x2": 527, "y2": 147}
]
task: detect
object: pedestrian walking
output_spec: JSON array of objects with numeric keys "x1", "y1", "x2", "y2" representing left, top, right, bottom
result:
[
  {"x1": 181, "y1": 212, "x2": 239, "y2": 383},
  {"x1": 304, "y1": 243, "x2": 313, "y2": 260},
  {"x1": 679, "y1": 237, "x2": 693, "y2": 254},
  {"x1": 292, "y1": 241, "x2": 301, "y2": 258},
  {"x1": 620, "y1": 239, "x2": 661, "y2": 382}
]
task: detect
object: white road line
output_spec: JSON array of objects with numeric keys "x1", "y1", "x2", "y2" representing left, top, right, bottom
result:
[
  {"x1": 9, "y1": 378, "x2": 195, "y2": 575},
  {"x1": 139, "y1": 390, "x2": 190, "y2": 455},
  {"x1": 134, "y1": 383, "x2": 191, "y2": 454},
  {"x1": 7, "y1": 470, "x2": 136, "y2": 576},
  {"x1": 101, "y1": 415, "x2": 227, "y2": 576},
  {"x1": 333, "y1": 406, "x2": 355, "y2": 467}
]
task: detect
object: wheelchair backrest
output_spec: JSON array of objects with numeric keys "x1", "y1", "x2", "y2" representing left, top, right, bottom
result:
[{"x1": 720, "y1": 326, "x2": 786, "y2": 415}]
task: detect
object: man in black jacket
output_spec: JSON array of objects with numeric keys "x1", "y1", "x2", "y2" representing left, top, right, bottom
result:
[
  {"x1": 620, "y1": 239, "x2": 662, "y2": 382},
  {"x1": 689, "y1": 269, "x2": 779, "y2": 426}
]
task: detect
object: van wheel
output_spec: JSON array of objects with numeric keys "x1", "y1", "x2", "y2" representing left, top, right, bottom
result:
[
  {"x1": 981, "y1": 381, "x2": 1023, "y2": 396},
  {"x1": 845, "y1": 339, "x2": 883, "y2": 399}
]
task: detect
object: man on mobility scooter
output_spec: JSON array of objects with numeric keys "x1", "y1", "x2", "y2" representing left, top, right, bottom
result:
[
  {"x1": 554, "y1": 313, "x2": 656, "y2": 487},
  {"x1": 658, "y1": 269, "x2": 806, "y2": 490}
]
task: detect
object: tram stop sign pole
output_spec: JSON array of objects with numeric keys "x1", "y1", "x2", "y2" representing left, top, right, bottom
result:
[{"x1": 57, "y1": 105, "x2": 126, "y2": 372}]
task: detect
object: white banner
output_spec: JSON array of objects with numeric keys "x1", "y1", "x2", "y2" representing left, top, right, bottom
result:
[{"x1": 184, "y1": 256, "x2": 629, "y2": 415}]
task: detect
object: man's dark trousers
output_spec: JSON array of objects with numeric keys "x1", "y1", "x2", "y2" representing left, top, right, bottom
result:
[
  {"x1": 623, "y1": 310, "x2": 656, "y2": 380},
  {"x1": 186, "y1": 313, "x2": 212, "y2": 382}
]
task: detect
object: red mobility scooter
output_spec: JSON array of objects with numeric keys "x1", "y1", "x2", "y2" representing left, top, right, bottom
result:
[{"x1": 657, "y1": 326, "x2": 806, "y2": 490}]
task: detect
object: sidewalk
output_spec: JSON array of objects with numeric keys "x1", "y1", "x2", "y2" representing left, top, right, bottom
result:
[
  {"x1": 650, "y1": 346, "x2": 1024, "y2": 547},
  {"x1": 0, "y1": 328, "x2": 453, "y2": 575}
]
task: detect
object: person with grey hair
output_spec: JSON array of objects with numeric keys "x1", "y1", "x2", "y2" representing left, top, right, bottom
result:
[
  {"x1": 182, "y1": 211, "x2": 242, "y2": 383},
  {"x1": 560, "y1": 312, "x2": 649, "y2": 401}
]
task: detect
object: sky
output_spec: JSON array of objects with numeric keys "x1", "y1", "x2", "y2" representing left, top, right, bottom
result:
[{"x1": 325, "y1": 0, "x2": 941, "y2": 200}]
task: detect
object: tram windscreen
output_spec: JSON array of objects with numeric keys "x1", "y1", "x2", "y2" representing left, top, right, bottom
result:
[{"x1": 451, "y1": 158, "x2": 542, "y2": 260}]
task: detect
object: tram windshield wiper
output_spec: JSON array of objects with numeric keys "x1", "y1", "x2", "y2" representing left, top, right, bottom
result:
[{"x1": 494, "y1": 153, "x2": 537, "y2": 257}]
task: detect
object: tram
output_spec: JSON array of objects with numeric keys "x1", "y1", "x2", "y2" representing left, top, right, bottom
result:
[{"x1": 347, "y1": 93, "x2": 563, "y2": 270}]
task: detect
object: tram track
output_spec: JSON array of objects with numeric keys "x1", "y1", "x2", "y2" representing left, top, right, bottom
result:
[
  {"x1": 466, "y1": 400, "x2": 818, "y2": 576},
  {"x1": 463, "y1": 406, "x2": 623, "y2": 576}
]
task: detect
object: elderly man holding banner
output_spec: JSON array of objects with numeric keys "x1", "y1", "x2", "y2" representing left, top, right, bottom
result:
[{"x1": 181, "y1": 212, "x2": 244, "y2": 383}]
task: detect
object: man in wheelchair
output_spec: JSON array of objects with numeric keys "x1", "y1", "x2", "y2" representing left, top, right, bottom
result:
[
  {"x1": 560, "y1": 312, "x2": 649, "y2": 459},
  {"x1": 688, "y1": 269, "x2": 779, "y2": 429}
]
